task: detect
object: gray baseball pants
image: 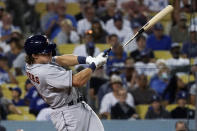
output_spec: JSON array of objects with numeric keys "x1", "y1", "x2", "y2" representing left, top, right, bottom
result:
[{"x1": 50, "y1": 102, "x2": 104, "y2": 131}]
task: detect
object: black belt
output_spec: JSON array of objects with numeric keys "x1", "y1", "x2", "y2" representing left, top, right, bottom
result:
[{"x1": 67, "y1": 96, "x2": 85, "y2": 106}]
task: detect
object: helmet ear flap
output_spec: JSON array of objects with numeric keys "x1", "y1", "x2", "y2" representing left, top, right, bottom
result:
[{"x1": 52, "y1": 49, "x2": 56, "y2": 56}]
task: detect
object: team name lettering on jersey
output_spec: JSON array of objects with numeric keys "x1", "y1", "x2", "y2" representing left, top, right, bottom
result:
[{"x1": 26, "y1": 72, "x2": 40, "y2": 84}]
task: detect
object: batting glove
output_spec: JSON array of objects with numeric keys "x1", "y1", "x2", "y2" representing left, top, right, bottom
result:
[
  {"x1": 94, "y1": 52, "x2": 108, "y2": 68},
  {"x1": 86, "y1": 56, "x2": 96, "y2": 64}
]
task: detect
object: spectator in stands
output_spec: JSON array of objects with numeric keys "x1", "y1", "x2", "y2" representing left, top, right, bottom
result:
[
  {"x1": 181, "y1": 25, "x2": 197, "y2": 58},
  {"x1": 106, "y1": 43, "x2": 127, "y2": 75},
  {"x1": 134, "y1": 49, "x2": 157, "y2": 76},
  {"x1": 40, "y1": 2, "x2": 56, "y2": 32},
  {"x1": 175, "y1": 121, "x2": 188, "y2": 131},
  {"x1": 24, "y1": 85, "x2": 37, "y2": 106},
  {"x1": 0, "y1": 13, "x2": 21, "y2": 53},
  {"x1": 0, "y1": 86, "x2": 22, "y2": 120},
  {"x1": 143, "y1": 0, "x2": 168, "y2": 12},
  {"x1": 9, "y1": 87, "x2": 25, "y2": 106},
  {"x1": 45, "y1": 1, "x2": 77, "y2": 40},
  {"x1": 29, "y1": 93, "x2": 49, "y2": 116},
  {"x1": 163, "y1": 75, "x2": 187, "y2": 104},
  {"x1": 94, "y1": 0, "x2": 108, "y2": 18},
  {"x1": 8, "y1": 37, "x2": 26, "y2": 76},
  {"x1": 56, "y1": 19, "x2": 79, "y2": 44},
  {"x1": 166, "y1": 43, "x2": 189, "y2": 70},
  {"x1": 146, "y1": 23, "x2": 172, "y2": 50},
  {"x1": 0, "y1": 54, "x2": 17, "y2": 85},
  {"x1": 111, "y1": 88, "x2": 138, "y2": 120},
  {"x1": 97, "y1": 69, "x2": 120, "y2": 107},
  {"x1": 99, "y1": 75, "x2": 134, "y2": 119},
  {"x1": 73, "y1": 29, "x2": 100, "y2": 57},
  {"x1": 24, "y1": 79, "x2": 34, "y2": 94},
  {"x1": 129, "y1": 74, "x2": 156, "y2": 105},
  {"x1": 130, "y1": 34, "x2": 154, "y2": 62},
  {"x1": 149, "y1": 62, "x2": 169, "y2": 98},
  {"x1": 171, "y1": 91, "x2": 195, "y2": 119},
  {"x1": 100, "y1": 0, "x2": 116, "y2": 23},
  {"x1": 75, "y1": 0, "x2": 90, "y2": 21},
  {"x1": 145, "y1": 94, "x2": 170, "y2": 119},
  {"x1": 170, "y1": 13, "x2": 189, "y2": 43},
  {"x1": 77, "y1": 5, "x2": 103, "y2": 36},
  {"x1": 105, "y1": 13, "x2": 133, "y2": 43},
  {"x1": 91, "y1": 19, "x2": 107, "y2": 43},
  {"x1": 0, "y1": 6, "x2": 5, "y2": 26},
  {"x1": 106, "y1": 34, "x2": 119, "y2": 47},
  {"x1": 189, "y1": 58, "x2": 197, "y2": 105}
]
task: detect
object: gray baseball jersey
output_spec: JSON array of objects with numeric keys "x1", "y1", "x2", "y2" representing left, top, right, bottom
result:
[
  {"x1": 25, "y1": 62, "x2": 78, "y2": 109},
  {"x1": 25, "y1": 61, "x2": 104, "y2": 131}
]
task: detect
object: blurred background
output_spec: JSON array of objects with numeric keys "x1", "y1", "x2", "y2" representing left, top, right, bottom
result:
[{"x1": 0, "y1": 0, "x2": 196, "y2": 131}]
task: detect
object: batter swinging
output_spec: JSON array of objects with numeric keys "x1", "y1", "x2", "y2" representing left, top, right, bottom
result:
[{"x1": 24, "y1": 35, "x2": 107, "y2": 131}]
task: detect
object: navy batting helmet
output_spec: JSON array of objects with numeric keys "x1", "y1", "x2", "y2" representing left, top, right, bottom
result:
[{"x1": 24, "y1": 35, "x2": 56, "y2": 56}]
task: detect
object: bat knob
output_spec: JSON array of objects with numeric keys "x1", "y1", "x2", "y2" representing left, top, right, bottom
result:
[{"x1": 103, "y1": 48, "x2": 111, "y2": 57}]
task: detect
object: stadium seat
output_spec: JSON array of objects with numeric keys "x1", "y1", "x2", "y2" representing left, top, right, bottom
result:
[
  {"x1": 1, "y1": 84, "x2": 18, "y2": 100},
  {"x1": 17, "y1": 106, "x2": 29, "y2": 114},
  {"x1": 7, "y1": 114, "x2": 36, "y2": 121},
  {"x1": 154, "y1": 51, "x2": 172, "y2": 59},
  {"x1": 57, "y1": 44, "x2": 77, "y2": 54},
  {"x1": 16, "y1": 76, "x2": 28, "y2": 89},
  {"x1": 135, "y1": 104, "x2": 149, "y2": 119},
  {"x1": 179, "y1": 74, "x2": 195, "y2": 83},
  {"x1": 0, "y1": 1, "x2": 5, "y2": 8},
  {"x1": 35, "y1": 2, "x2": 46, "y2": 14},
  {"x1": 96, "y1": 44, "x2": 110, "y2": 52},
  {"x1": 66, "y1": 3, "x2": 80, "y2": 16},
  {"x1": 166, "y1": 104, "x2": 195, "y2": 112}
]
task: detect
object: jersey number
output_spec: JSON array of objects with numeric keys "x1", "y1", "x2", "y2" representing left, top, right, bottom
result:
[{"x1": 26, "y1": 72, "x2": 40, "y2": 84}]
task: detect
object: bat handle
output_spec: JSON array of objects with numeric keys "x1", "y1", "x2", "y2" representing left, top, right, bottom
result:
[{"x1": 103, "y1": 48, "x2": 111, "y2": 57}]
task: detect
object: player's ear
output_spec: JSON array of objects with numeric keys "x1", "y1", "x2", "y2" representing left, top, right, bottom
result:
[{"x1": 32, "y1": 54, "x2": 39, "y2": 59}]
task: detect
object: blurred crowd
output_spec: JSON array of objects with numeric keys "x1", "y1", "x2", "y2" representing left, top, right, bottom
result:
[{"x1": 0, "y1": 0, "x2": 196, "y2": 124}]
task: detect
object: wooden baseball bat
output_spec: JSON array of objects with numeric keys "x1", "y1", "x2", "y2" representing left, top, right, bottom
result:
[{"x1": 103, "y1": 5, "x2": 174, "y2": 56}]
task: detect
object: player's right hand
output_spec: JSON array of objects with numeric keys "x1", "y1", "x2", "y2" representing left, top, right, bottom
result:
[
  {"x1": 94, "y1": 52, "x2": 108, "y2": 68},
  {"x1": 86, "y1": 56, "x2": 95, "y2": 64}
]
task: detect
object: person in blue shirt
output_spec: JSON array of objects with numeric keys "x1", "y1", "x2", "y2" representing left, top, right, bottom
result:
[
  {"x1": 106, "y1": 43, "x2": 127, "y2": 75},
  {"x1": 9, "y1": 87, "x2": 25, "y2": 106},
  {"x1": 146, "y1": 23, "x2": 172, "y2": 50},
  {"x1": 24, "y1": 86, "x2": 49, "y2": 116},
  {"x1": 181, "y1": 25, "x2": 197, "y2": 58},
  {"x1": 149, "y1": 64, "x2": 170, "y2": 98},
  {"x1": 45, "y1": 1, "x2": 77, "y2": 40}
]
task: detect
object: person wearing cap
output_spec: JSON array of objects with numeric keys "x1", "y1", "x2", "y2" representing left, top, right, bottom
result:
[
  {"x1": 0, "y1": 54, "x2": 17, "y2": 85},
  {"x1": 105, "y1": 13, "x2": 133, "y2": 43},
  {"x1": 0, "y1": 86, "x2": 22, "y2": 120},
  {"x1": 10, "y1": 87, "x2": 25, "y2": 106},
  {"x1": 170, "y1": 13, "x2": 189, "y2": 43},
  {"x1": 171, "y1": 91, "x2": 195, "y2": 119},
  {"x1": 145, "y1": 94, "x2": 170, "y2": 119},
  {"x1": 75, "y1": 0, "x2": 90, "y2": 21},
  {"x1": 146, "y1": 22, "x2": 172, "y2": 50},
  {"x1": 99, "y1": 74, "x2": 134, "y2": 119},
  {"x1": 56, "y1": 19, "x2": 80, "y2": 44},
  {"x1": 166, "y1": 42, "x2": 189, "y2": 71},
  {"x1": 111, "y1": 88, "x2": 138, "y2": 120},
  {"x1": 181, "y1": 24, "x2": 197, "y2": 58},
  {"x1": 129, "y1": 74, "x2": 156, "y2": 105},
  {"x1": 73, "y1": 29, "x2": 100, "y2": 57}
]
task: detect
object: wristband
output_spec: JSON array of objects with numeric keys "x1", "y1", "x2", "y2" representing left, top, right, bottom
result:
[
  {"x1": 88, "y1": 63, "x2": 96, "y2": 72},
  {"x1": 51, "y1": 56, "x2": 57, "y2": 63},
  {"x1": 77, "y1": 56, "x2": 86, "y2": 64}
]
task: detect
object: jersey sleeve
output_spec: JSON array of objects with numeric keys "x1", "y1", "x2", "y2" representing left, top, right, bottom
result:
[{"x1": 46, "y1": 67, "x2": 72, "y2": 89}]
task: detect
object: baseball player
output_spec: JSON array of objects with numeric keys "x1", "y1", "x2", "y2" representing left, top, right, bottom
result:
[{"x1": 24, "y1": 35, "x2": 107, "y2": 131}]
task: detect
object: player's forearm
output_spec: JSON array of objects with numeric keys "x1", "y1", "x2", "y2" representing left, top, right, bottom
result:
[
  {"x1": 55, "y1": 55, "x2": 79, "y2": 66},
  {"x1": 72, "y1": 68, "x2": 93, "y2": 87}
]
